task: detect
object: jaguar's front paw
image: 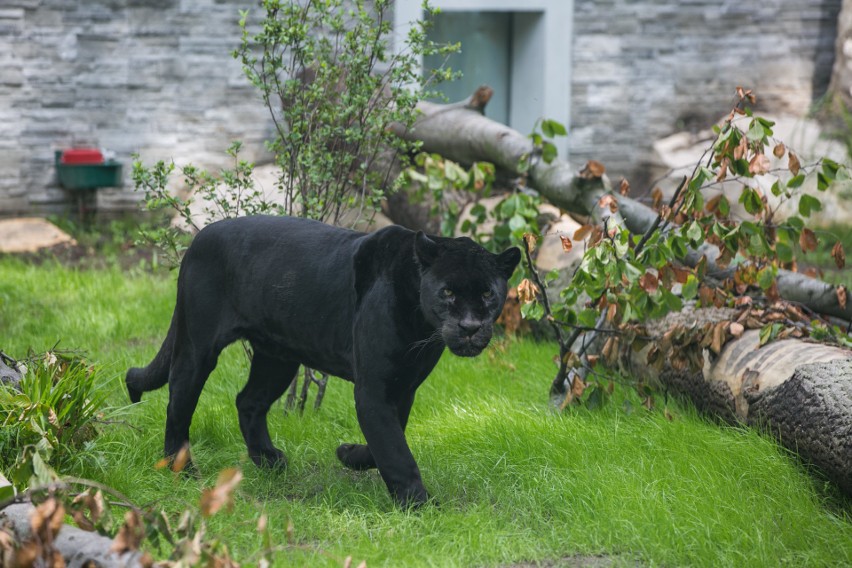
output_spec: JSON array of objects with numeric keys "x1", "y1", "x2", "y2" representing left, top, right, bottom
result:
[
  {"x1": 249, "y1": 447, "x2": 288, "y2": 470},
  {"x1": 336, "y1": 443, "x2": 376, "y2": 470},
  {"x1": 393, "y1": 482, "x2": 430, "y2": 510}
]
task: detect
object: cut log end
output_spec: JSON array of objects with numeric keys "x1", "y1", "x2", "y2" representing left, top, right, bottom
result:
[{"x1": 465, "y1": 86, "x2": 493, "y2": 113}]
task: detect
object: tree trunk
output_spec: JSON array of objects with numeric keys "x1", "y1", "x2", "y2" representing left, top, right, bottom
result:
[{"x1": 622, "y1": 307, "x2": 852, "y2": 495}]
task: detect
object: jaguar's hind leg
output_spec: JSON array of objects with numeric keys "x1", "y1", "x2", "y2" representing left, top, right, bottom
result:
[
  {"x1": 237, "y1": 352, "x2": 298, "y2": 468},
  {"x1": 337, "y1": 391, "x2": 415, "y2": 471},
  {"x1": 164, "y1": 342, "x2": 220, "y2": 463}
]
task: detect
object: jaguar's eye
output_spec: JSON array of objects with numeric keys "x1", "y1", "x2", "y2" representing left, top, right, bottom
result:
[
  {"x1": 442, "y1": 288, "x2": 455, "y2": 298},
  {"x1": 482, "y1": 290, "x2": 493, "y2": 299}
]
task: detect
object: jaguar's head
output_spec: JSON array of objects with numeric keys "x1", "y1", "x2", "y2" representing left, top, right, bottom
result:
[{"x1": 414, "y1": 231, "x2": 521, "y2": 357}]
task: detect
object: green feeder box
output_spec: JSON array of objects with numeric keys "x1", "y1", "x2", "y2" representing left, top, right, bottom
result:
[{"x1": 55, "y1": 149, "x2": 123, "y2": 190}]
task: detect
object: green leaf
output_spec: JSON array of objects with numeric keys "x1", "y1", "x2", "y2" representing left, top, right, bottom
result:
[
  {"x1": 746, "y1": 120, "x2": 766, "y2": 142},
  {"x1": 542, "y1": 142, "x2": 558, "y2": 164},
  {"x1": 798, "y1": 194, "x2": 822, "y2": 217},
  {"x1": 823, "y1": 158, "x2": 839, "y2": 179},
  {"x1": 520, "y1": 301, "x2": 545, "y2": 320},
  {"x1": 682, "y1": 275, "x2": 699, "y2": 300},
  {"x1": 739, "y1": 187, "x2": 764, "y2": 215},
  {"x1": 770, "y1": 181, "x2": 782, "y2": 197},
  {"x1": 543, "y1": 119, "x2": 567, "y2": 137},
  {"x1": 757, "y1": 266, "x2": 775, "y2": 290},
  {"x1": 577, "y1": 309, "x2": 598, "y2": 328},
  {"x1": 718, "y1": 195, "x2": 730, "y2": 216},
  {"x1": 776, "y1": 241, "x2": 793, "y2": 263},
  {"x1": 787, "y1": 173, "x2": 805, "y2": 188},
  {"x1": 686, "y1": 221, "x2": 703, "y2": 243}
]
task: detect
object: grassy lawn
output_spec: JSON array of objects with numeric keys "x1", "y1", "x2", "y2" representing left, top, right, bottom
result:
[{"x1": 1, "y1": 256, "x2": 851, "y2": 567}]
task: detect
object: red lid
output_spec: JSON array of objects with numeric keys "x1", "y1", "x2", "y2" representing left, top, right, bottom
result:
[{"x1": 61, "y1": 148, "x2": 104, "y2": 164}]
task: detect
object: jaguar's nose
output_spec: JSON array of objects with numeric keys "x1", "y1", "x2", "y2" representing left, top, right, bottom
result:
[{"x1": 458, "y1": 319, "x2": 482, "y2": 337}]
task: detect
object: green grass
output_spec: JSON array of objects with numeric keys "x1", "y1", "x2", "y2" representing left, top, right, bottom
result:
[{"x1": 1, "y1": 257, "x2": 851, "y2": 567}]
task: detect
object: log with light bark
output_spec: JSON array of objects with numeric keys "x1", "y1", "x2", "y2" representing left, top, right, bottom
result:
[
  {"x1": 391, "y1": 87, "x2": 852, "y2": 322},
  {"x1": 623, "y1": 307, "x2": 852, "y2": 495},
  {"x1": 390, "y1": 88, "x2": 852, "y2": 496},
  {"x1": 0, "y1": 502, "x2": 143, "y2": 568}
]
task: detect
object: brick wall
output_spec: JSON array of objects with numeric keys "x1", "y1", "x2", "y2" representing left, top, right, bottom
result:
[
  {"x1": 0, "y1": 0, "x2": 271, "y2": 215},
  {"x1": 570, "y1": 0, "x2": 842, "y2": 186}
]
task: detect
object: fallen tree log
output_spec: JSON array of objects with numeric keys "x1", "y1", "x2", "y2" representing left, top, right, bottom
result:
[
  {"x1": 0, "y1": 502, "x2": 143, "y2": 568},
  {"x1": 622, "y1": 307, "x2": 852, "y2": 495},
  {"x1": 392, "y1": 87, "x2": 852, "y2": 322}
]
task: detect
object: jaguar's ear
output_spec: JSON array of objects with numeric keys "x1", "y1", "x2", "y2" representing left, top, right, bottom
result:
[
  {"x1": 496, "y1": 247, "x2": 521, "y2": 279},
  {"x1": 414, "y1": 231, "x2": 440, "y2": 269}
]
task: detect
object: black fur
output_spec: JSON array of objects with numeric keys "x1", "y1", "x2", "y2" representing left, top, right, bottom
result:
[{"x1": 126, "y1": 215, "x2": 520, "y2": 508}]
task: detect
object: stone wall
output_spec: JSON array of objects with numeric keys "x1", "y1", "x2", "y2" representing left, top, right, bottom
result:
[
  {"x1": 0, "y1": 0, "x2": 271, "y2": 215},
  {"x1": 570, "y1": 0, "x2": 842, "y2": 187},
  {"x1": 0, "y1": 0, "x2": 844, "y2": 214}
]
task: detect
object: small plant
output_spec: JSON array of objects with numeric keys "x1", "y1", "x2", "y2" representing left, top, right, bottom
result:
[{"x1": 0, "y1": 352, "x2": 106, "y2": 478}]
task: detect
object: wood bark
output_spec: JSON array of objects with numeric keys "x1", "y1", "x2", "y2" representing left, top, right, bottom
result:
[
  {"x1": 624, "y1": 308, "x2": 852, "y2": 495},
  {"x1": 393, "y1": 87, "x2": 852, "y2": 322},
  {"x1": 0, "y1": 502, "x2": 143, "y2": 568}
]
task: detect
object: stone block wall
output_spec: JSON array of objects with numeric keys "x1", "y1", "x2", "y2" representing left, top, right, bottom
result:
[
  {"x1": 570, "y1": 0, "x2": 842, "y2": 186},
  {"x1": 0, "y1": 0, "x2": 271, "y2": 215},
  {"x1": 0, "y1": 0, "x2": 845, "y2": 214}
]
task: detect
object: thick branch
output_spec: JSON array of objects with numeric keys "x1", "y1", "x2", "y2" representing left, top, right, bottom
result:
[{"x1": 396, "y1": 91, "x2": 852, "y2": 322}]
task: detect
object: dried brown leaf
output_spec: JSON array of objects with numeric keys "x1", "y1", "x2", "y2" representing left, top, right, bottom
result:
[
  {"x1": 111, "y1": 510, "x2": 144, "y2": 554},
  {"x1": 571, "y1": 376, "x2": 586, "y2": 399},
  {"x1": 799, "y1": 228, "x2": 818, "y2": 253},
  {"x1": 788, "y1": 152, "x2": 801, "y2": 175},
  {"x1": 734, "y1": 136, "x2": 748, "y2": 161},
  {"x1": 748, "y1": 153, "x2": 770, "y2": 175},
  {"x1": 606, "y1": 303, "x2": 618, "y2": 324},
  {"x1": 619, "y1": 178, "x2": 630, "y2": 195},
  {"x1": 573, "y1": 224, "x2": 593, "y2": 241},
  {"x1": 773, "y1": 143, "x2": 786, "y2": 158},
  {"x1": 523, "y1": 233, "x2": 537, "y2": 254},
  {"x1": 200, "y1": 468, "x2": 243, "y2": 517},
  {"x1": 598, "y1": 194, "x2": 618, "y2": 213},
  {"x1": 517, "y1": 279, "x2": 539, "y2": 304},
  {"x1": 832, "y1": 241, "x2": 846, "y2": 269},
  {"x1": 639, "y1": 271, "x2": 659, "y2": 293},
  {"x1": 838, "y1": 286, "x2": 848, "y2": 310},
  {"x1": 579, "y1": 160, "x2": 606, "y2": 179},
  {"x1": 651, "y1": 187, "x2": 664, "y2": 210},
  {"x1": 171, "y1": 444, "x2": 190, "y2": 473},
  {"x1": 602, "y1": 337, "x2": 619, "y2": 364},
  {"x1": 716, "y1": 158, "x2": 729, "y2": 183},
  {"x1": 560, "y1": 235, "x2": 573, "y2": 253}
]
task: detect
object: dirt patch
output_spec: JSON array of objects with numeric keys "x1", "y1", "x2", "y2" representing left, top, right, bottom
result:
[
  {"x1": 2, "y1": 240, "x2": 160, "y2": 271},
  {"x1": 0, "y1": 217, "x2": 75, "y2": 253}
]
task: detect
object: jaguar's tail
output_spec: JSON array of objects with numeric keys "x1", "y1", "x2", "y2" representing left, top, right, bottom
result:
[{"x1": 125, "y1": 311, "x2": 176, "y2": 403}]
